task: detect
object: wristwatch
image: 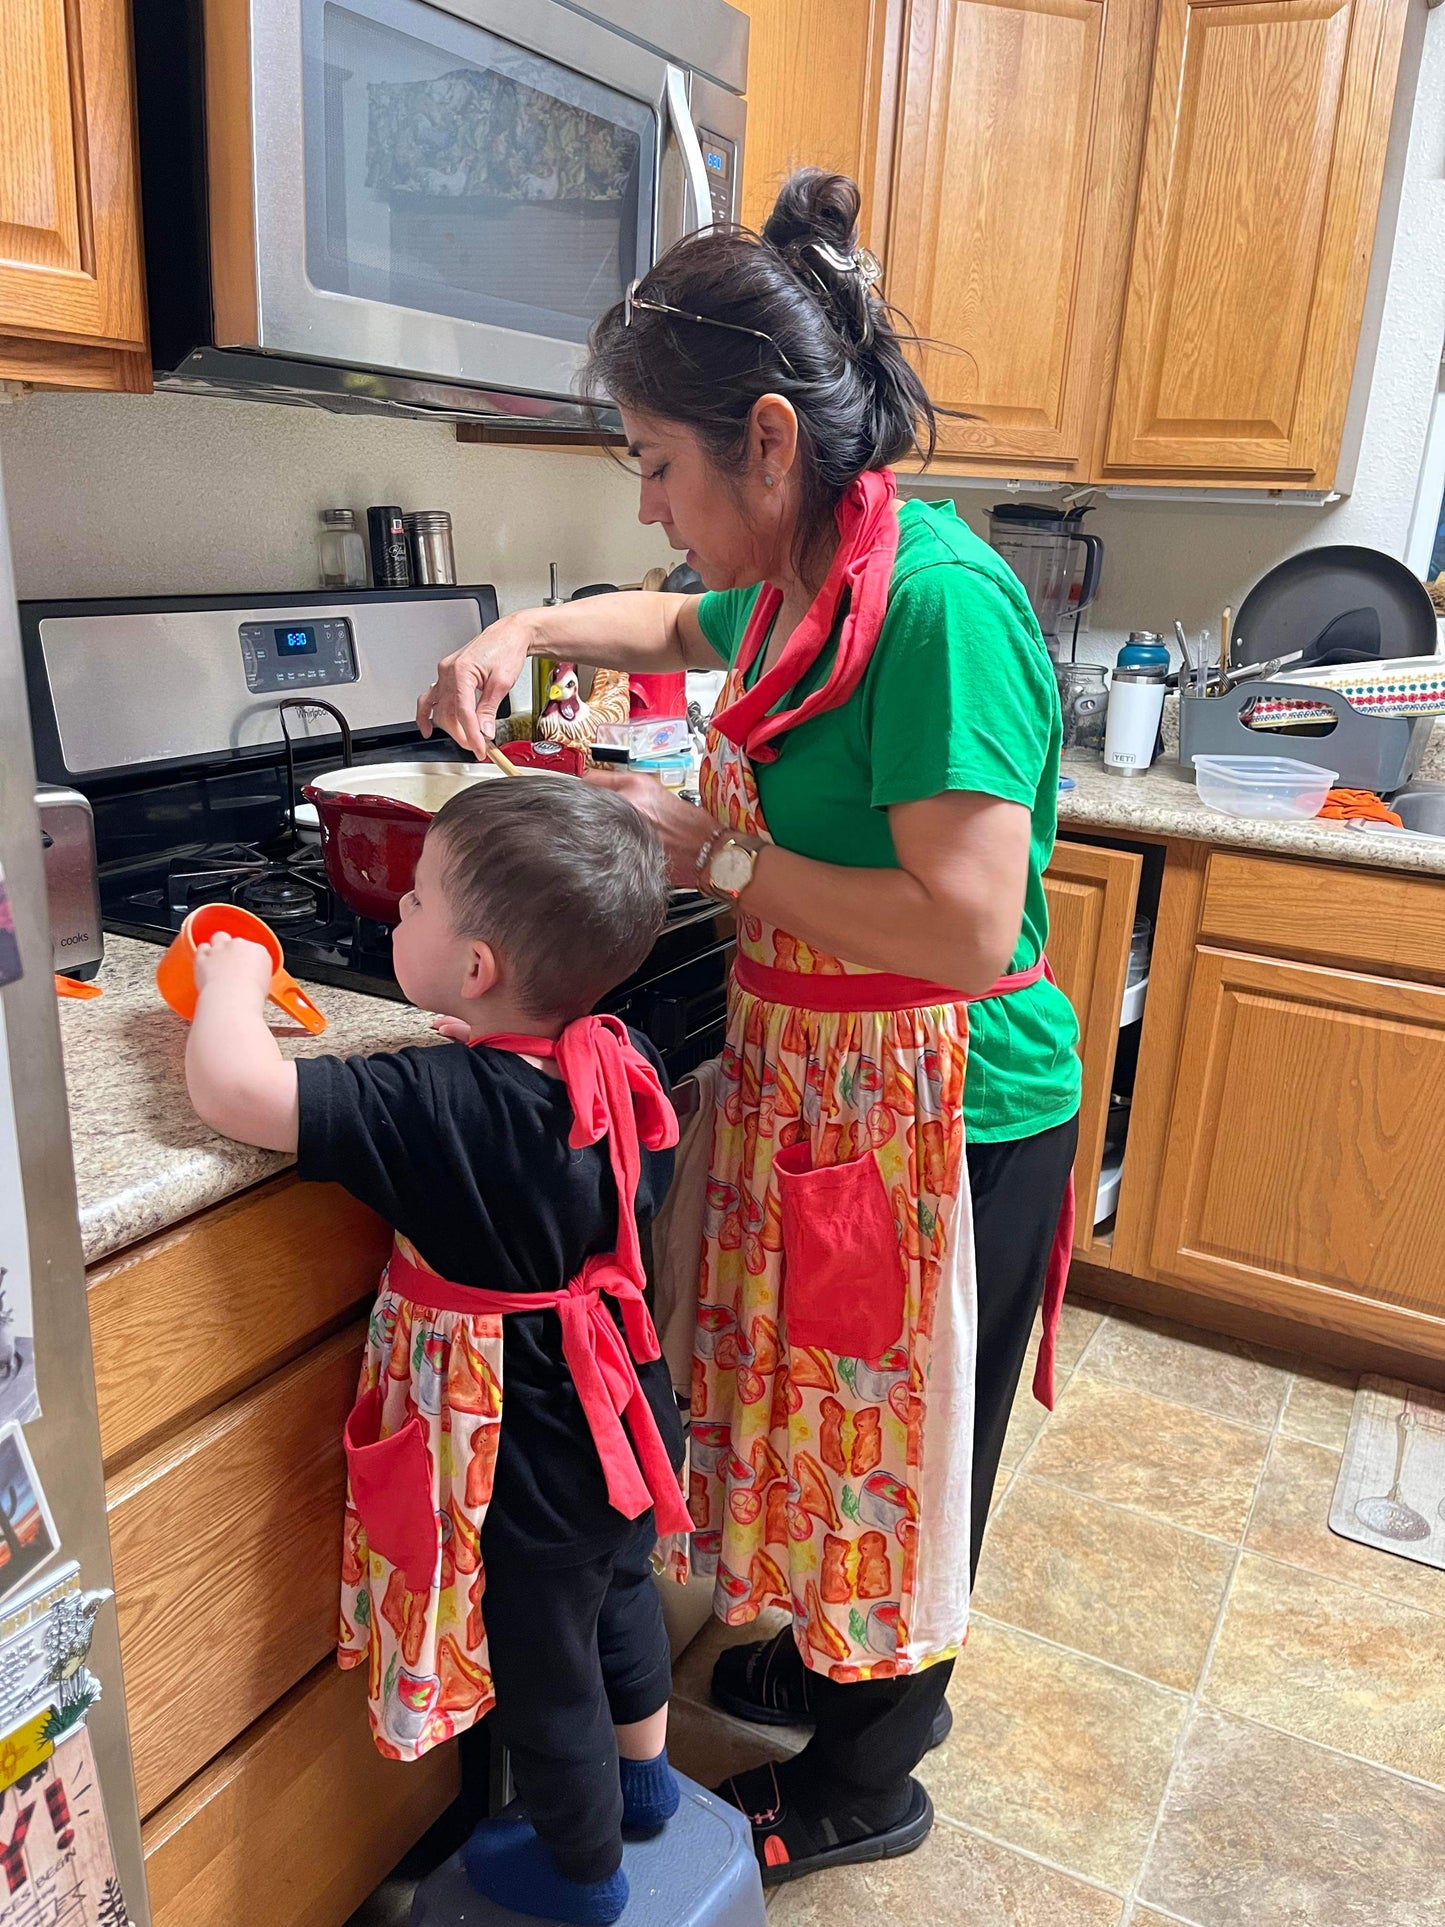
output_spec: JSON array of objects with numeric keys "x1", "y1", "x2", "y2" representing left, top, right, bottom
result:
[{"x1": 697, "y1": 830, "x2": 762, "y2": 902}]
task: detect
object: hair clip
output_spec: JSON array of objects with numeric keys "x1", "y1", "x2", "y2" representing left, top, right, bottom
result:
[{"x1": 808, "y1": 240, "x2": 882, "y2": 289}]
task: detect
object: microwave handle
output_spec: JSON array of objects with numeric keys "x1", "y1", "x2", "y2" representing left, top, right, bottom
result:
[{"x1": 665, "y1": 65, "x2": 714, "y2": 236}]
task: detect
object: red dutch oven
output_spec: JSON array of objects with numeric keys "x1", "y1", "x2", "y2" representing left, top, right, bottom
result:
[{"x1": 303, "y1": 742, "x2": 584, "y2": 923}]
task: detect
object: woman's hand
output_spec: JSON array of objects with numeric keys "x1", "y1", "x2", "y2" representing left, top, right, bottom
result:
[
  {"x1": 417, "y1": 611, "x2": 537, "y2": 759},
  {"x1": 584, "y1": 767, "x2": 718, "y2": 888}
]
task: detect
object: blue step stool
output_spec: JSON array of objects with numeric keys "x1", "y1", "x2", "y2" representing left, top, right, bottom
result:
[{"x1": 407, "y1": 1774, "x2": 766, "y2": 1927}]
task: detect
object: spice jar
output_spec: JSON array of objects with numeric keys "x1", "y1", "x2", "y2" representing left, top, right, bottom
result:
[
  {"x1": 404, "y1": 510, "x2": 456, "y2": 586},
  {"x1": 317, "y1": 508, "x2": 367, "y2": 590}
]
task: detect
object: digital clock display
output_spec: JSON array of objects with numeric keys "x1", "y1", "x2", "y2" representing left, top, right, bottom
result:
[{"x1": 274, "y1": 625, "x2": 318, "y2": 657}]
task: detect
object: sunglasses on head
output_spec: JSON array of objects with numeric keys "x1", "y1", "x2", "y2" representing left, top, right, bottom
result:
[{"x1": 622, "y1": 279, "x2": 798, "y2": 380}]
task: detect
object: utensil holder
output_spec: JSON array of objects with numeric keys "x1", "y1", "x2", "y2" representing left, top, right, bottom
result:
[{"x1": 1177, "y1": 681, "x2": 1430, "y2": 793}]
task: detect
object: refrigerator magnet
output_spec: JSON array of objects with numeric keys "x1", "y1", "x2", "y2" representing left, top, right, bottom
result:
[
  {"x1": 0, "y1": 865, "x2": 19, "y2": 991},
  {"x1": 0, "y1": 1426, "x2": 59, "y2": 1606}
]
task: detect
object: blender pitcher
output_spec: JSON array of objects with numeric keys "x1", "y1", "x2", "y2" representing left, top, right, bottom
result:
[{"x1": 988, "y1": 504, "x2": 1104, "y2": 658}]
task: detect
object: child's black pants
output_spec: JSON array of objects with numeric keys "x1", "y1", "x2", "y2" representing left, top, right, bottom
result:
[{"x1": 479, "y1": 1507, "x2": 672, "y2": 1884}]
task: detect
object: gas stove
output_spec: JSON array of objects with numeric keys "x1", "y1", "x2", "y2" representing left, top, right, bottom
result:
[{"x1": 24, "y1": 588, "x2": 734, "y2": 1076}]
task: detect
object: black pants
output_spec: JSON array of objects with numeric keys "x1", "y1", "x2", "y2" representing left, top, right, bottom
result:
[
  {"x1": 479, "y1": 1510, "x2": 672, "y2": 1884},
  {"x1": 798, "y1": 1113, "x2": 1079, "y2": 1801}
]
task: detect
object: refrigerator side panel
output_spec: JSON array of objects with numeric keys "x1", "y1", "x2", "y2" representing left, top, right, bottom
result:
[{"x1": 0, "y1": 450, "x2": 149, "y2": 1923}]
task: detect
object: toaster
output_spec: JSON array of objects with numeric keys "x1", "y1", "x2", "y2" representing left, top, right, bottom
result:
[{"x1": 36, "y1": 785, "x2": 103, "y2": 979}]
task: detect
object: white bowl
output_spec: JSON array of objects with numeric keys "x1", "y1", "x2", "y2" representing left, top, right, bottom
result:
[{"x1": 1192, "y1": 754, "x2": 1338, "y2": 820}]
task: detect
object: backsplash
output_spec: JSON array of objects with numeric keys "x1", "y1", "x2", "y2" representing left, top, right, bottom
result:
[{"x1": 0, "y1": 391, "x2": 672, "y2": 614}]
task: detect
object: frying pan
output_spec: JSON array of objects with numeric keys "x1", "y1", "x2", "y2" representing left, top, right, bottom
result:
[{"x1": 1233, "y1": 546, "x2": 1437, "y2": 667}]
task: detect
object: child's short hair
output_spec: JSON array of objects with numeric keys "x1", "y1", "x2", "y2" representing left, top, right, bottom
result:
[{"x1": 429, "y1": 777, "x2": 669, "y2": 1020}]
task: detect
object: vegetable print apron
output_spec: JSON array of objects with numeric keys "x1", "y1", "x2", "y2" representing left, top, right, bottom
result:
[
  {"x1": 690, "y1": 472, "x2": 1074, "y2": 1679},
  {"x1": 337, "y1": 1019, "x2": 688, "y2": 1760}
]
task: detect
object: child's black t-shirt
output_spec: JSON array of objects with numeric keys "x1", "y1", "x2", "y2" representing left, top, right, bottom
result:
[{"x1": 295, "y1": 1034, "x2": 683, "y2": 1568}]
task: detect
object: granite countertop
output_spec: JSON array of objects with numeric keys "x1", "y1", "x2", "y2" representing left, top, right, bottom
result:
[
  {"x1": 59, "y1": 935, "x2": 437, "y2": 1268},
  {"x1": 1057, "y1": 758, "x2": 1445, "y2": 875}
]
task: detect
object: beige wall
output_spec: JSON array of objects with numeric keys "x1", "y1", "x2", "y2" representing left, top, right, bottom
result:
[{"x1": 0, "y1": 392, "x2": 671, "y2": 613}]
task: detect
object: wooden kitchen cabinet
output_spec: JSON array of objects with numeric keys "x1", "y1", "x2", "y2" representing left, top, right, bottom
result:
[
  {"x1": 1095, "y1": 845, "x2": 1445, "y2": 1371},
  {"x1": 144, "y1": 1661, "x2": 458, "y2": 1927},
  {"x1": 88, "y1": 1172, "x2": 453, "y2": 1927},
  {"x1": 733, "y1": 0, "x2": 903, "y2": 253},
  {"x1": 887, "y1": 0, "x2": 1155, "y2": 478},
  {"x1": 1147, "y1": 946, "x2": 1445, "y2": 1356},
  {"x1": 0, "y1": 0, "x2": 150, "y2": 391},
  {"x1": 1043, "y1": 839, "x2": 1142, "y2": 1259},
  {"x1": 1101, "y1": 0, "x2": 1409, "y2": 484}
]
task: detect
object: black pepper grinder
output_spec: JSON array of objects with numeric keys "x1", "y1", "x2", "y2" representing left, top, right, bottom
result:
[{"x1": 367, "y1": 505, "x2": 411, "y2": 589}]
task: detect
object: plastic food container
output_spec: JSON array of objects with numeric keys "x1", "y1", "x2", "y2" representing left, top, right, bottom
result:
[{"x1": 1191, "y1": 754, "x2": 1337, "y2": 820}]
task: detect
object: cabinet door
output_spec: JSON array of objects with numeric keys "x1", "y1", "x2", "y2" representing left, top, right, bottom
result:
[
  {"x1": 734, "y1": 0, "x2": 903, "y2": 253},
  {"x1": 1102, "y1": 0, "x2": 1408, "y2": 482},
  {"x1": 0, "y1": 0, "x2": 147, "y2": 371},
  {"x1": 1149, "y1": 947, "x2": 1445, "y2": 1359},
  {"x1": 1043, "y1": 841, "x2": 1142, "y2": 1256},
  {"x1": 886, "y1": 0, "x2": 1153, "y2": 475}
]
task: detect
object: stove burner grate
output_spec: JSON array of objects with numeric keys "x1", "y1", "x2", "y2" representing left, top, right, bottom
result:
[{"x1": 233, "y1": 870, "x2": 323, "y2": 925}]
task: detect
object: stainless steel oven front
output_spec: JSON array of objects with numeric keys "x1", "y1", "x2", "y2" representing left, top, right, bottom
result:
[{"x1": 141, "y1": 0, "x2": 745, "y2": 419}]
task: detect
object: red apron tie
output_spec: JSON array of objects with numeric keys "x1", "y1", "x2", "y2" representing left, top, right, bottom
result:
[{"x1": 386, "y1": 1243, "x2": 691, "y2": 1537}]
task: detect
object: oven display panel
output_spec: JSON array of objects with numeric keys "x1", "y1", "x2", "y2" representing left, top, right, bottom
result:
[{"x1": 240, "y1": 617, "x2": 359, "y2": 691}]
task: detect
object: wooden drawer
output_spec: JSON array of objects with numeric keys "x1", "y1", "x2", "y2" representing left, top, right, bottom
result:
[
  {"x1": 1200, "y1": 852, "x2": 1445, "y2": 985},
  {"x1": 108, "y1": 1326, "x2": 365, "y2": 1816},
  {"x1": 144, "y1": 1661, "x2": 459, "y2": 1927},
  {"x1": 89, "y1": 1176, "x2": 388, "y2": 1469}
]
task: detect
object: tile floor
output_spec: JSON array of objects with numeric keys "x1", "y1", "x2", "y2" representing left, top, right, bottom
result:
[
  {"x1": 355, "y1": 1300, "x2": 1445, "y2": 1925},
  {"x1": 669, "y1": 1300, "x2": 1445, "y2": 1926}
]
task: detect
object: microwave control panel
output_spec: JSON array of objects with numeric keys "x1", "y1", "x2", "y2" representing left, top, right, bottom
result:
[
  {"x1": 699, "y1": 132, "x2": 738, "y2": 228},
  {"x1": 240, "y1": 617, "x2": 359, "y2": 693}
]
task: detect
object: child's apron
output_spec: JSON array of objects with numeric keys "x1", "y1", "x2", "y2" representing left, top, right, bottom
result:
[
  {"x1": 691, "y1": 675, "x2": 1074, "y2": 1681},
  {"x1": 337, "y1": 1019, "x2": 688, "y2": 1761}
]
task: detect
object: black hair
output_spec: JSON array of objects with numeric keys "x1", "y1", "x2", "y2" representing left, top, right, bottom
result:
[
  {"x1": 584, "y1": 169, "x2": 945, "y2": 575},
  {"x1": 429, "y1": 778, "x2": 667, "y2": 1022}
]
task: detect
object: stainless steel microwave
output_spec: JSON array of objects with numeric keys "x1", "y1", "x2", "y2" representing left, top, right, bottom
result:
[{"x1": 134, "y1": 0, "x2": 747, "y2": 429}]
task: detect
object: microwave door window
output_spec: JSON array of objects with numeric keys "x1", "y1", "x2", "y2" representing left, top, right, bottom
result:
[{"x1": 308, "y1": 0, "x2": 657, "y2": 349}]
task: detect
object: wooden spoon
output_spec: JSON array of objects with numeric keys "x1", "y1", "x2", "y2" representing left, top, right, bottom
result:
[{"x1": 481, "y1": 737, "x2": 521, "y2": 778}]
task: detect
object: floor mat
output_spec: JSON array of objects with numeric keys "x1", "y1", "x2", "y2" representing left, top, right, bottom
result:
[{"x1": 1330, "y1": 1376, "x2": 1445, "y2": 1570}]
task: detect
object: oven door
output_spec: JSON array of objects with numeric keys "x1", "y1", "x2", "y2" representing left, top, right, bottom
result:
[{"x1": 218, "y1": 0, "x2": 745, "y2": 406}]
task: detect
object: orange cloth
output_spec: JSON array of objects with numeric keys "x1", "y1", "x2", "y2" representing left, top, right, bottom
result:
[{"x1": 1318, "y1": 788, "x2": 1403, "y2": 827}]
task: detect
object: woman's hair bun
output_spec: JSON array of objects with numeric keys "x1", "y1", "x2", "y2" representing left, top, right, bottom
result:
[
  {"x1": 762, "y1": 170, "x2": 876, "y2": 352},
  {"x1": 762, "y1": 169, "x2": 862, "y2": 259}
]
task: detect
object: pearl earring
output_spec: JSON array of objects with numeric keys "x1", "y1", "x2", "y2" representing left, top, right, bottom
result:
[{"x1": 763, "y1": 474, "x2": 775, "y2": 488}]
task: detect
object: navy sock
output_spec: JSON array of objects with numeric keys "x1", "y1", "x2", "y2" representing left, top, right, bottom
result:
[
  {"x1": 462, "y1": 1815, "x2": 629, "y2": 1925},
  {"x1": 620, "y1": 1747, "x2": 681, "y2": 1837}
]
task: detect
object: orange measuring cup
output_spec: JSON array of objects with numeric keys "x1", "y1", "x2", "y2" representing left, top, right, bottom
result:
[{"x1": 155, "y1": 904, "x2": 327, "y2": 1035}]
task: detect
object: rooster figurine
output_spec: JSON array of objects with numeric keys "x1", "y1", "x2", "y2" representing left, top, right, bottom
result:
[{"x1": 537, "y1": 662, "x2": 631, "y2": 757}]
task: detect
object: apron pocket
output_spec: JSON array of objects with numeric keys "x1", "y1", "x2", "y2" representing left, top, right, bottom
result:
[
  {"x1": 344, "y1": 1387, "x2": 439, "y2": 1593},
  {"x1": 774, "y1": 1143, "x2": 905, "y2": 1362}
]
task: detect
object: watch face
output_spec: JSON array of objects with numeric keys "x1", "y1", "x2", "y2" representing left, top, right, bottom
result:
[{"x1": 711, "y1": 842, "x2": 754, "y2": 894}]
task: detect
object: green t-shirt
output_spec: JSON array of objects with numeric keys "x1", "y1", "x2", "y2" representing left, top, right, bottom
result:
[{"x1": 697, "y1": 496, "x2": 1080, "y2": 1143}]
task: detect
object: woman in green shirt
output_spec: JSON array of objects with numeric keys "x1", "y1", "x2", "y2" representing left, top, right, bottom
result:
[{"x1": 421, "y1": 170, "x2": 1080, "y2": 1895}]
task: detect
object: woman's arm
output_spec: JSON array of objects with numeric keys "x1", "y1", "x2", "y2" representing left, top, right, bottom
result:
[
  {"x1": 420, "y1": 592, "x2": 717, "y2": 759},
  {"x1": 586, "y1": 774, "x2": 1031, "y2": 996},
  {"x1": 185, "y1": 933, "x2": 300, "y2": 1151}
]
